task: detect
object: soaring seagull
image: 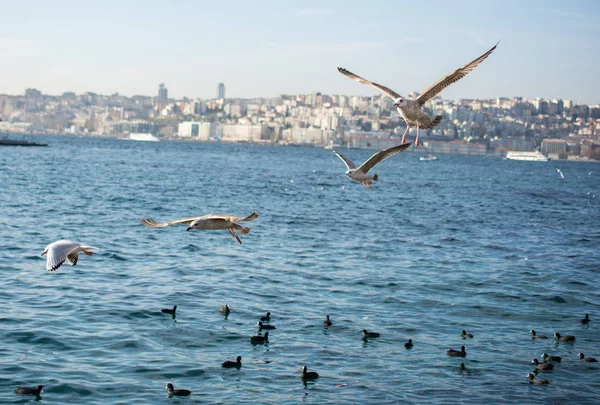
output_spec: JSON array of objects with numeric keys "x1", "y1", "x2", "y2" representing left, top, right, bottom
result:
[
  {"x1": 338, "y1": 42, "x2": 498, "y2": 147},
  {"x1": 333, "y1": 142, "x2": 411, "y2": 189},
  {"x1": 140, "y1": 212, "x2": 259, "y2": 244},
  {"x1": 41, "y1": 240, "x2": 98, "y2": 271}
]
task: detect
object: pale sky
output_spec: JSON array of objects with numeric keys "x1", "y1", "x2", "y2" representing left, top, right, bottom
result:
[{"x1": 0, "y1": 0, "x2": 599, "y2": 104}]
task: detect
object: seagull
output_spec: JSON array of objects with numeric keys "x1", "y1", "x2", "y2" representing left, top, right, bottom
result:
[
  {"x1": 140, "y1": 212, "x2": 258, "y2": 244},
  {"x1": 41, "y1": 240, "x2": 98, "y2": 271},
  {"x1": 556, "y1": 168, "x2": 564, "y2": 179},
  {"x1": 332, "y1": 142, "x2": 411, "y2": 189},
  {"x1": 338, "y1": 42, "x2": 498, "y2": 147}
]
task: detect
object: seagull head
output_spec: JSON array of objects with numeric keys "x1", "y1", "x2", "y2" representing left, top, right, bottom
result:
[{"x1": 393, "y1": 98, "x2": 405, "y2": 108}]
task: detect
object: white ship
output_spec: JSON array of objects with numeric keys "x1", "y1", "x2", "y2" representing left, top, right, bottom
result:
[
  {"x1": 505, "y1": 150, "x2": 548, "y2": 162},
  {"x1": 129, "y1": 133, "x2": 159, "y2": 142}
]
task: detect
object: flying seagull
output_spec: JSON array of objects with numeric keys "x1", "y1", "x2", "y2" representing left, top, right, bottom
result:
[
  {"x1": 140, "y1": 212, "x2": 259, "y2": 244},
  {"x1": 41, "y1": 240, "x2": 98, "y2": 271},
  {"x1": 338, "y1": 42, "x2": 498, "y2": 147},
  {"x1": 333, "y1": 142, "x2": 411, "y2": 189}
]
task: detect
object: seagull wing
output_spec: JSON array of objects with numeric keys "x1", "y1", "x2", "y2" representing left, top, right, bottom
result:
[
  {"x1": 332, "y1": 150, "x2": 356, "y2": 170},
  {"x1": 140, "y1": 217, "x2": 201, "y2": 227},
  {"x1": 338, "y1": 67, "x2": 402, "y2": 100},
  {"x1": 358, "y1": 142, "x2": 412, "y2": 173},
  {"x1": 66, "y1": 252, "x2": 79, "y2": 266},
  {"x1": 46, "y1": 240, "x2": 79, "y2": 271},
  {"x1": 416, "y1": 42, "x2": 498, "y2": 107},
  {"x1": 200, "y1": 212, "x2": 259, "y2": 223}
]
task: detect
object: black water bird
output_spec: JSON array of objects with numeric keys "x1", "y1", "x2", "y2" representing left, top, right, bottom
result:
[
  {"x1": 404, "y1": 339, "x2": 413, "y2": 349},
  {"x1": 301, "y1": 366, "x2": 319, "y2": 379},
  {"x1": 447, "y1": 346, "x2": 466, "y2": 357},
  {"x1": 257, "y1": 321, "x2": 276, "y2": 330},
  {"x1": 323, "y1": 315, "x2": 332, "y2": 327},
  {"x1": 260, "y1": 312, "x2": 271, "y2": 322},
  {"x1": 578, "y1": 353, "x2": 598, "y2": 362},
  {"x1": 222, "y1": 356, "x2": 242, "y2": 368},
  {"x1": 15, "y1": 385, "x2": 44, "y2": 396},
  {"x1": 527, "y1": 373, "x2": 549, "y2": 384},
  {"x1": 165, "y1": 383, "x2": 191, "y2": 396},
  {"x1": 530, "y1": 330, "x2": 547, "y2": 339},
  {"x1": 532, "y1": 358, "x2": 554, "y2": 371},
  {"x1": 554, "y1": 332, "x2": 575, "y2": 342},
  {"x1": 362, "y1": 329, "x2": 380, "y2": 338},
  {"x1": 581, "y1": 314, "x2": 590, "y2": 324},
  {"x1": 220, "y1": 304, "x2": 230, "y2": 314},
  {"x1": 161, "y1": 305, "x2": 177, "y2": 314},
  {"x1": 461, "y1": 330, "x2": 473, "y2": 339},
  {"x1": 251, "y1": 331, "x2": 269, "y2": 344},
  {"x1": 541, "y1": 353, "x2": 562, "y2": 363}
]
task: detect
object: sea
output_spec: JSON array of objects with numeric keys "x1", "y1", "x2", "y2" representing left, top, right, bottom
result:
[{"x1": 1, "y1": 135, "x2": 599, "y2": 404}]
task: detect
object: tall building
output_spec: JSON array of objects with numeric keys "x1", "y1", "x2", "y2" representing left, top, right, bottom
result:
[
  {"x1": 157, "y1": 83, "x2": 168, "y2": 109},
  {"x1": 218, "y1": 83, "x2": 225, "y2": 99}
]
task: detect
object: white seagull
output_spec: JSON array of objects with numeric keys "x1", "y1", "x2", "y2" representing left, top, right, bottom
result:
[
  {"x1": 140, "y1": 212, "x2": 259, "y2": 244},
  {"x1": 338, "y1": 42, "x2": 498, "y2": 147},
  {"x1": 333, "y1": 142, "x2": 411, "y2": 189},
  {"x1": 41, "y1": 240, "x2": 98, "y2": 271}
]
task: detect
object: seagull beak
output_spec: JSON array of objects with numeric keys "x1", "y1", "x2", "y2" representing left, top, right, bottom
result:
[{"x1": 41, "y1": 250, "x2": 47, "y2": 256}]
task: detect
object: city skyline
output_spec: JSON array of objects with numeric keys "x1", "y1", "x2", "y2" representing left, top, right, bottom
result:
[{"x1": 0, "y1": 1, "x2": 599, "y2": 104}]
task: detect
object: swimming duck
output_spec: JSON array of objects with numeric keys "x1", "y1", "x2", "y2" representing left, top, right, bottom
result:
[
  {"x1": 222, "y1": 356, "x2": 242, "y2": 368},
  {"x1": 541, "y1": 353, "x2": 562, "y2": 363},
  {"x1": 220, "y1": 304, "x2": 230, "y2": 314},
  {"x1": 554, "y1": 332, "x2": 575, "y2": 342},
  {"x1": 251, "y1": 331, "x2": 269, "y2": 344},
  {"x1": 581, "y1": 314, "x2": 590, "y2": 324},
  {"x1": 301, "y1": 366, "x2": 319, "y2": 379},
  {"x1": 530, "y1": 330, "x2": 547, "y2": 339},
  {"x1": 15, "y1": 385, "x2": 44, "y2": 396},
  {"x1": 161, "y1": 305, "x2": 177, "y2": 314},
  {"x1": 447, "y1": 346, "x2": 466, "y2": 357},
  {"x1": 532, "y1": 358, "x2": 554, "y2": 371},
  {"x1": 260, "y1": 312, "x2": 271, "y2": 322},
  {"x1": 527, "y1": 373, "x2": 549, "y2": 384},
  {"x1": 362, "y1": 329, "x2": 380, "y2": 338},
  {"x1": 578, "y1": 353, "x2": 598, "y2": 362},
  {"x1": 404, "y1": 339, "x2": 413, "y2": 349},
  {"x1": 461, "y1": 330, "x2": 473, "y2": 339},
  {"x1": 257, "y1": 321, "x2": 276, "y2": 330},
  {"x1": 323, "y1": 315, "x2": 332, "y2": 327},
  {"x1": 165, "y1": 383, "x2": 191, "y2": 396}
]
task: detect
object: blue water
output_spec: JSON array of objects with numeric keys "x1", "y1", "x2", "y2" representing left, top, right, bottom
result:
[{"x1": 1, "y1": 135, "x2": 599, "y2": 404}]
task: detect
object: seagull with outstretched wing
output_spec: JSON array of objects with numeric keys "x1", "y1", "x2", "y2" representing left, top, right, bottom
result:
[
  {"x1": 332, "y1": 142, "x2": 411, "y2": 189},
  {"x1": 41, "y1": 240, "x2": 98, "y2": 271},
  {"x1": 140, "y1": 212, "x2": 259, "y2": 244},
  {"x1": 338, "y1": 42, "x2": 498, "y2": 147}
]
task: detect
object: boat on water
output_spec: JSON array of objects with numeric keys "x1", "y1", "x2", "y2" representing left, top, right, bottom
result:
[
  {"x1": 505, "y1": 151, "x2": 548, "y2": 162},
  {"x1": 129, "y1": 133, "x2": 159, "y2": 142},
  {"x1": 420, "y1": 155, "x2": 439, "y2": 161},
  {"x1": 0, "y1": 136, "x2": 48, "y2": 147}
]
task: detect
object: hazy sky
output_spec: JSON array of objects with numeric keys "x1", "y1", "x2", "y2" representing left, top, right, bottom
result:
[{"x1": 1, "y1": 0, "x2": 599, "y2": 104}]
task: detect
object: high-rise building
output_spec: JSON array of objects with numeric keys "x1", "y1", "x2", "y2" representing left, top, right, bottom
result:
[
  {"x1": 218, "y1": 83, "x2": 225, "y2": 99},
  {"x1": 157, "y1": 83, "x2": 168, "y2": 109}
]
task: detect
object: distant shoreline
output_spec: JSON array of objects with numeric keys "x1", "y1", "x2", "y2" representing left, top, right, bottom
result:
[{"x1": 2, "y1": 131, "x2": 599, "y2": 163}]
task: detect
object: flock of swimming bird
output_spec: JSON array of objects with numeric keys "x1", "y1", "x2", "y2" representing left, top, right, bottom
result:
[{"x1": 18, "y1": 41, "x2": 594, "y2": 399}]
